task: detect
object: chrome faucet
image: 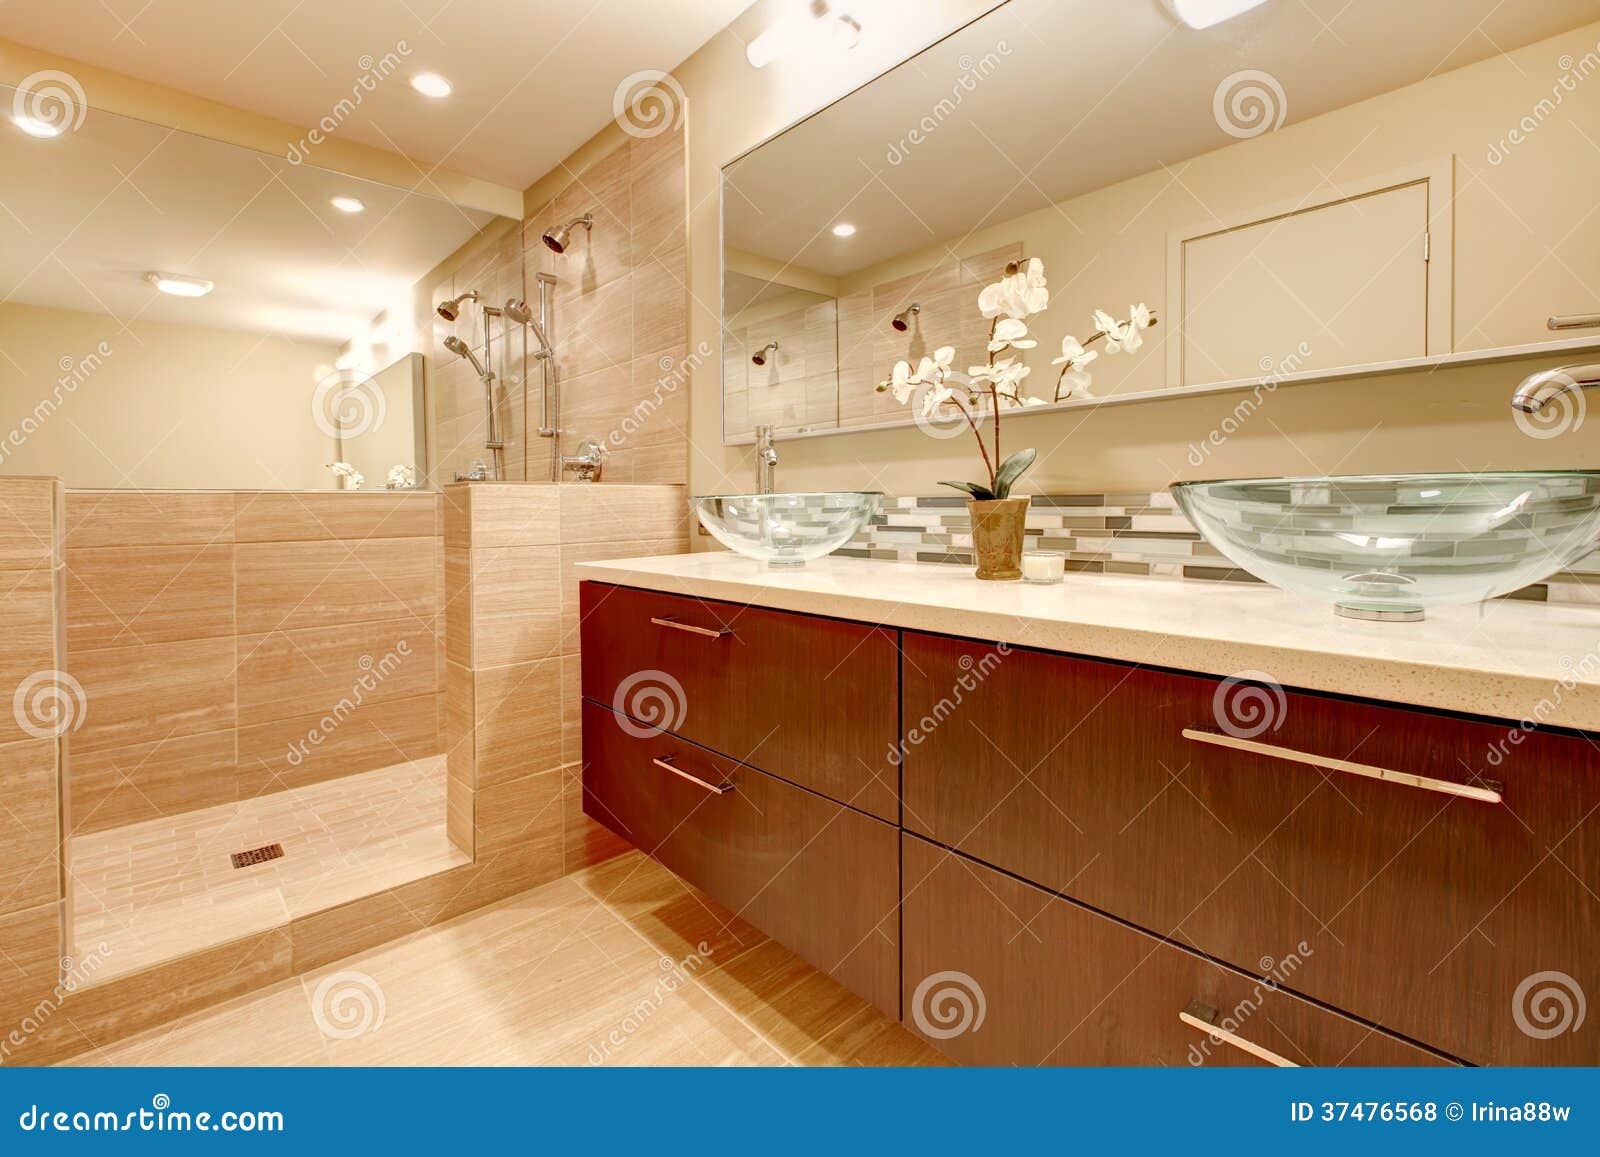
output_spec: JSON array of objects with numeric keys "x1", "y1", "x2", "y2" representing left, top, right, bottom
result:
[
  {"x1": 1512, "y1": 363, "x2": 1600, "y2": 415},
  {"x1": 754, "y1": 424, "x2": 778, "y2": 494}
]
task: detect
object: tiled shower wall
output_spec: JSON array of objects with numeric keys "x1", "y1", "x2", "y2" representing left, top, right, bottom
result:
[
  {"x1": 442, "y1": 483, "x2": 689, "y2": 879},
  {"x1": 427, "y1": 117, "x2": 689, "y2": 486},
  {"x1": 0, "y1": 477, "x2": 66, "y2": 1047},
  {"x1": 62, "y1": 490, "x2": 444, "y2": 836},
  {"x1": 845, "y1": 491, "x2": 1600, "y2": 605}
]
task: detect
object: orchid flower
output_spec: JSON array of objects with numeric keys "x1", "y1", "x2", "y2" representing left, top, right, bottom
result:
[
  {"x1": 988, "y1": 318, "x2": 1036, "y2": 353},
  {"x1": 327, "y1": 461, "x2": 365, "y2": 491},
  {"x1": 979, "y1": 257, "x2": 1049, "y2": 320},
  {"x1": 876, "y1": 359, "x2": 916, "y2": 403}
]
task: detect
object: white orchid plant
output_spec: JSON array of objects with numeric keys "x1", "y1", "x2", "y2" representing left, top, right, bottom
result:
[
  {"x1": 876, "y1": 256, "x2": 1156, "y2": 500},
  {"x1": 327, "y1": 461, "x2": 365, "y2": 490},
  {"x1": 386, "y1": 464, "x2": 417, "y2": 490}
]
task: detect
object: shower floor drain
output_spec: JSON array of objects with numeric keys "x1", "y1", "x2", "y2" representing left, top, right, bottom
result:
[{"x1": 230, "y1": 843, "x2": 285, "y2": 869}]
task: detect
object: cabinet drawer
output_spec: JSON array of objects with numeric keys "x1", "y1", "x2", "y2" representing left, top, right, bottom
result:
[
  {"x1": 901, "y1": 631, "x2": 1600, "y2": 1065},
  {"x1": 580, "y1": 582, "x2": 898, "y2": 820},
  {"x1": 581, "y1": 699, "x2": 900, "y2": 1015},
  {"x1": 902, "y1": 834, "x2": 1446, "y2": 1066}
]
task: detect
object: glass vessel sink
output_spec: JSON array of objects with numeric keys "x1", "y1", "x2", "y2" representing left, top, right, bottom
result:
[
  {"x1": 691, "y1": 492, "x2": 881, "y2": 567},
  {"x1": 1171, "y1": 473, "x2": 1600, "y2": 621}
]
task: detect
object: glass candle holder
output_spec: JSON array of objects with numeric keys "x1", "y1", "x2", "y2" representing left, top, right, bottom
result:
[{"x1": 1021, "y1": 550, "x2": 1065, "y2": 585}]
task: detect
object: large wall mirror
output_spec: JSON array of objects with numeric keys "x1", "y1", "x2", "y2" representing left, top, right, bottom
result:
[
  {"x1": 0, "y1": 85, "x2": 509, "y2": 488},
  {"x1": 720, "y1": 0, "x2": 1600, "y2": 443}
]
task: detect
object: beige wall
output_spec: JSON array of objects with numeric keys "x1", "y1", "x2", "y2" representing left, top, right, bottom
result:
[
  {"x1": 675, "y1": 2, "x2": 1600, "y2": 501},
  {"x1": 0, "y1": 303, "x2": 345, "y2": 489}
]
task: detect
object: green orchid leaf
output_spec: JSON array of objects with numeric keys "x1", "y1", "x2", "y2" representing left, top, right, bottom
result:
[
  {"x1": 939, "y1": 480, "x2": 996, "y2": 501},
  {"x1": 991, "y1": 448, "x2": 1037, "y2": 499}
]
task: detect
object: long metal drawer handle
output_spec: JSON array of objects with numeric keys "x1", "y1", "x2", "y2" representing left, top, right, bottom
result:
[
  {"x1": 1548, "y1": 313, "x2": 1600, "y2": 330},
  {"x1": 1179, "y1": 1000, "x2": 1298, "y2": 1068},
  {"x1": 1182, "y1": 727, "x2": 1503, "y2": 804},
  {"x1": 651, "y1": 755, "x2": 735, "y2": 795},
  {"x1": 650, "y1": 616, "x2": 731, "y2": 639}
]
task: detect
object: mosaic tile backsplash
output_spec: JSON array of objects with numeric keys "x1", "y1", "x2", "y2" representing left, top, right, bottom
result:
[{"x1": 837, "y1": 492, "x2": 1600, "y2": 607}]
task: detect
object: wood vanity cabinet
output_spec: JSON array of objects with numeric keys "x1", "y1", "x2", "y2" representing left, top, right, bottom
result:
[
  {"x1": 579, "y1": 582, "x2": 899, "y2": 820},
  {"x1": 900, "y1": 630, "x2": 1600, "y2": 1066},
  {"x1": 581, "y1": 580, "x2": 1597, "y2": 1066}
]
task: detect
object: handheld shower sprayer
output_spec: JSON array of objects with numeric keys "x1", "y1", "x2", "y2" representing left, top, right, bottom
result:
[
  {"x1": 503, "y1": 298, "x2": 553, "y2": 359},
  {"x1": 444, "y1": 335, "x2": 491, "y2": 379}
]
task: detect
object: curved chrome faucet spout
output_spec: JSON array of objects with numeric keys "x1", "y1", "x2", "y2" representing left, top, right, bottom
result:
[{"x1": 1512, "y1": 363, "x2": 1600, "y2": 414}]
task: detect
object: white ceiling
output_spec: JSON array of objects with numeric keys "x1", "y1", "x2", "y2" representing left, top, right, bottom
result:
[
  {"x1": 0, "y1": 92, "x2": 499, "y2": 343},
  {"x1": 724, "y1": 0, "x2": 1600, "y2": 278},
  {"x1": 0, "y1": 0, "x2": 756, "y2": 188}
]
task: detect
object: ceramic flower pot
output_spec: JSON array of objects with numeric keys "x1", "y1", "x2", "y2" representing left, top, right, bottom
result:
[{"x1": 969, "y1": 496, "x2": 1029, "y2": 581}]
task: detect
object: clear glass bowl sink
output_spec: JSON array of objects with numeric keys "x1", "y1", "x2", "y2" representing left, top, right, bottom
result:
[
  {"x1": 1171, "y1": 473, "x2": 1600, "y2": 621},
  {"x1": 691, "y1": 492, "x2": 881, "y2": 567}
]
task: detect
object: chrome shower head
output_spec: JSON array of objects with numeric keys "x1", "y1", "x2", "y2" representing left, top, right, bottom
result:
[
  {"x1": 751, "y1": 341, "x2": 779, "y2": 367},
  {"x1": 542, "y1": 213, "x2": 593, "y2": 254},
  {"x1": 503, "y1": 298, "x2": 553, "y2": 359},
  {"x1": 443, "y1": 335, "x2": 490, "y2": 378},
  {"x1": 436, "y1": 289, "x2": 480, "y2": 322},
  {"x1": 891, "y1": 303, "x2": 921, "y2": 333}
]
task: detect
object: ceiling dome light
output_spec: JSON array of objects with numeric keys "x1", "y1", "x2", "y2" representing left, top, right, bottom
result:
[
  {"x1": 12, "y1": 115, "x2": 63, "y2": 139},
  {"x1": 410, "y1": 72, "x2": 453, "y2": 98},
  {"x1": 1163, "y1": 0, "x2": 1271, "y2": 29},
  {"x1": 831, "y1": 222, "x2": 857, "y2": 237},
  {"x1": 146, "y1": 272, "x2": 213, "y2": 298},
  {"x1": 746, "y1": 1, "x2": 862, "y2": 68},
  {"x1": 330, "y1": 195, "x2": 366, "y2": 214}
]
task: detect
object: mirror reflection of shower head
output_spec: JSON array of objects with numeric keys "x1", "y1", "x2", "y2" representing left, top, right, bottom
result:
[
  {"x1": 542, "y1": 213, "x2": 594, "y2": 254},
  {"x1": 503, "y1": 298, "x2": 553, "y2": 358},
  {"x1": 443, "y1": 335, "x2": 490, "y2": 378},
  {"x1": 436, "y1": 289, "x2": 480, "y2": 322},
  {"x1": 751, "y1": 341, "x2": 779, "y2": 367},
  {"x1": 891, "y1": 303, "x2": 921, "y2": 332}
]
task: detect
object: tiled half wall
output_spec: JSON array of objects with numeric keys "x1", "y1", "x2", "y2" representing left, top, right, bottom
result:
[
  {"x1": 842, "y1": 492, "x2": 1600, "y2": 606},
  {"x1": 61, "y1": 490, "x2": 444, "y2": 836}
]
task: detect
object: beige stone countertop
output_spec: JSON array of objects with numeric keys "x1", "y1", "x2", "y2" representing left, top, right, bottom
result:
[{"x1": 574, "y1": 552, "x2": 1600, "y2": 732}]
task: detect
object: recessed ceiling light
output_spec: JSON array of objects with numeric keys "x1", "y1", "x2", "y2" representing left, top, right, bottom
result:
[
  {"x1": 12, "y1": 115, "x2": 63, "y2": 139},
  {"x1": 1163, "y1": 0, "x2": 1271, "y2": 29},
  {"x1": 746, "y1": 3, "x2": 863, "y2": 68},
  {"x1": 831, "y1": 223, "x2": 857, "y2": 237},
  {"x1": 410, "y1": 72, "x2": 453, "y2": 98},
  {"x1": 146, "y1": 272, "x2": 213, "y2": 298},
  {"x1": 330, "y1": 195, "x2": 366, "y2": 214}
]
